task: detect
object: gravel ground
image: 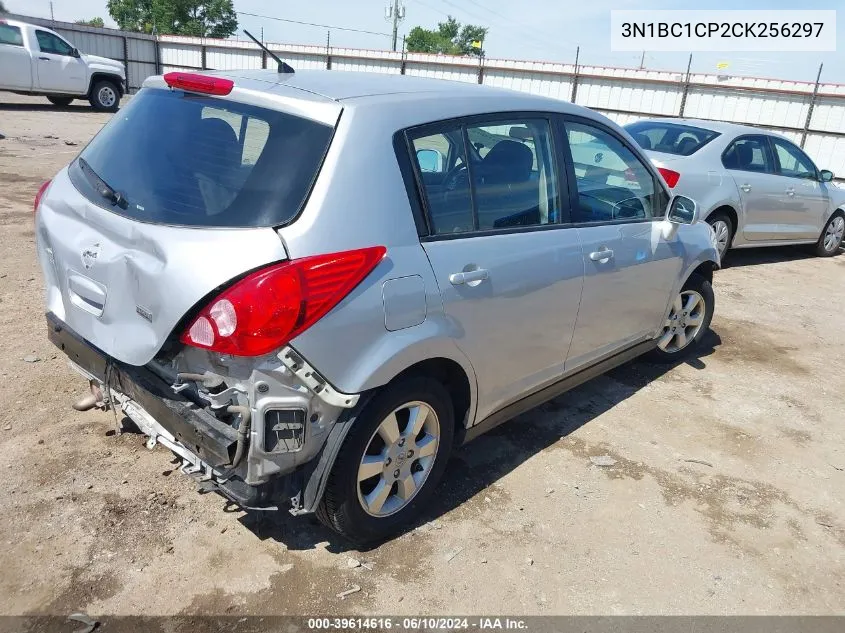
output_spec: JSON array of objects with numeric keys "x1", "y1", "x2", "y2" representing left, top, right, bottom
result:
[{"x1": 0, "y1": 93, "x2": 843, "y2": 617}]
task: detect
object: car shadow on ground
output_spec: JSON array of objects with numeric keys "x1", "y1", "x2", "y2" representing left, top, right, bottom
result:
[
  {"x1": 237, "y1": 329, "x2": 722, "y2": 554},
  {"x1": 0, "y1": 102, "x2": 101, "y2": 112},
  {"x1": 723, "y1": 245, "x2": 817, "y2": 268}
]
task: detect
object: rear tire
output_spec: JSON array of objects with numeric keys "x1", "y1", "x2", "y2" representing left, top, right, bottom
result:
[
  {"x1": 316, "y1": 375, "x2": 455, "y2": 545},
  {"x1": 815, "y1": 213, "x2": 844, "y2": 257},
  {"x1": 89, "y1": 79, "x2": 120, "y2": 112},
  {"x1": 47, "y1": 96, "x2": 73, "y2": 107},
  {"x1": 648, "y1": 273, "x2": 714, "y2": 364},
  {"x1": 707, "y1": 212, "x2": 733, "y2": 262}
]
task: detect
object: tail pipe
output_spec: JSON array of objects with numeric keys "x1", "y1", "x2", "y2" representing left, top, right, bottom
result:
[{"x1": 226, "y1": 405, "x2": 251, "y2": 469}]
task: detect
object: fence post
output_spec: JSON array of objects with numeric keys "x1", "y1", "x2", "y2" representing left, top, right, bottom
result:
[
  {"x1": 326, "y1": 31, "x2": 332, "y2": 70},
  {"x1": 400, "y1": 35, "x2": 406, "y2": 75},
  {"x1": 678, "y1": 54, "x2": 693, "y2": 117},
  {"x1": 154, "y1": 36, "x2": 162, "y2": 75},
  {"x1": 477, "y1": 55, "x2": 484, "y2": 84},
  {"x1": 201, "y1": 41, "x2": 207, "y2": 70},
  {"x1": 800, "y1": 63, "x2": 823, "y2": 149},
  {"x1": 122, "y1": 36, "x2": 129, "y2": 90},
  {"x1": 570, "y1": 46, "x2": 579, "y2": 103}
]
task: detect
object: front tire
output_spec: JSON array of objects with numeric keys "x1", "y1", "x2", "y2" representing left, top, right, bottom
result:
[
  {"x1": 89, "y1": 79, "x2": 120, "y2": 112},
  {"x1": 649, "y1": 273, "x2": 715, "y2": 364},
  {"x1": 815, "y1": 213, "x2": 844, "y2": 257},
  {"x1": 47, "y1": 96, "x2": 73, "y2": 107},
  {"x1": 316, "y1": 375, "x2": 455, "y2": 545},
  {"x1": 707, "y1": 212, "x2": 733, "y2": 262}
]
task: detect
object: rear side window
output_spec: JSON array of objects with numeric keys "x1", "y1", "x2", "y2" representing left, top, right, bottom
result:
[
  {"x1": 0, "y1": 24, "x2": 23, "y2": 46},
  {"x1": 68, "y1": 87, "x2": 335, "y2": 228},
  {"x1": 625, "y1": 121, "x2": 720, "y2": 156},
  {"x1": 408, "y1": 118, "x2": 561, "y2": 235},
  {"x1": 722, "y1": 136, "x2": 774, "y2": 173},
  {"x1": 36, "y1": 30, "x2": 73, "y2": 55}
]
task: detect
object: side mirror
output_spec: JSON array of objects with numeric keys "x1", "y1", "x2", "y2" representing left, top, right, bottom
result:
[
  {"x1": 416, "y1": 148, "x2": 443, "y2": 173},
  {"x1": 71, "y1": 48, "x2": 81, "y2": 58},
  {"x1": 666, "y1": 195, "x2": 699, "y2": 225},
  {"x1": 820, "y1": 169, "x2": 834, "y2": 182}
]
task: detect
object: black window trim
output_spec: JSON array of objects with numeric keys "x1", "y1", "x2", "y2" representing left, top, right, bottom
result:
[
  {"x1": 0, "y1": 23, "x2": 24, "y2": 47},
  {"x1": 560, "y1": 113, "x2": 670, "y2": 228},
  {"x1": 768, "y1": 135, "x2": 820, "y2": 182},
  {"x1": 35, "y1": 29, "x2": 74, "y2": 56},
  {"x1": 400, "y1": 110, "x2": 573, "y2": 242},
  {"x1": 720, "y1": 133, "x2": 777, "y2": 175}
]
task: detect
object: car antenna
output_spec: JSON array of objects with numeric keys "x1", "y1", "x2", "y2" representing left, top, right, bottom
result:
[{"x1": 243, "y1": 29, "x2": 294, "y2": 74}]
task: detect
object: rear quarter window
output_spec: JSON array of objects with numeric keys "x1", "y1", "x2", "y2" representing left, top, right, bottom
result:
[
  {"x1": 68, "y1": 87, "x2": 335, "y2": 228},
  {"x1": 0, "y1": 24, "x2": 24, "y2": 46}
]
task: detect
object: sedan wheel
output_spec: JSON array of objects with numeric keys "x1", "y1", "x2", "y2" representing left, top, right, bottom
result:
[
  {"x1": 658, "y1": 290, "x2": 706, "y2": 354},
  {"x1": 822, "y1": 215, "x2": 845, "y2": 254},
  {"x1": 357, "y1": 401, "x2": 440, "y2": 517},
  {"x1": 710, "y1": 219, "x2": 731, "y2": 258}
]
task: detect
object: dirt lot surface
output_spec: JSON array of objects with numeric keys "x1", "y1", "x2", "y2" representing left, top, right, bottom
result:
[{"x1": 1, "y1": 93, "x2": 844, "y2": 617}]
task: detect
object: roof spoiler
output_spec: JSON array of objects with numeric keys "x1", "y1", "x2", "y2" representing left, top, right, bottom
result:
[{"x1": 243, "y1": 30, "x2": 294, "y2": 74}]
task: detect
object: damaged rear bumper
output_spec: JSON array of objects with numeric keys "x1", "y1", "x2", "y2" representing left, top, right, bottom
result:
[{"x1": 46, "y1": 313, "x2": 286, "y2": 510}]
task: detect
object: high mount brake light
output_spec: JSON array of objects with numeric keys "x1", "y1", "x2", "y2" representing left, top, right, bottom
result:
[
  {"x1": 180, "y1": 246, "x2": 387, "y2": 357},
  {"x1": 658, "y1": 167, "x2": 681, "y2": 188},
  {"x1": 163, "y1": 72, "x2": 234, "y2": 96}
]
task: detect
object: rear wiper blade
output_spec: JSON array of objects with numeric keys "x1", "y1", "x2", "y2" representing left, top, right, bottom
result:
[{"x1": 78, "y1": 157, "x2": 129, "y2": 210}]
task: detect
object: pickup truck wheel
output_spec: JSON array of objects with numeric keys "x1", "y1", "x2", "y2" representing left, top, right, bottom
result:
[
  {"x1": 648, "y1": 273, "x2": 714, "y2": 364},
  {"x1": 815, "y1": 213, "x2": 844, "y2": 257},
  {"x1": 47, "y1": 96, "x2": 73, "y2": 107},
  {"x1": 89, "y1": 80, "x2": 120, "y2": 112},
  {"x1": 316, "y1": 375, "x2": 454, "y2": 545}
]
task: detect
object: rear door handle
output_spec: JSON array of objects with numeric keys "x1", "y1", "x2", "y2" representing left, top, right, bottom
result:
[
  {"x1": 449, "y1": 268, "x2": 489, "y2": 285},
  {"x1": 38, "y1": 56, "x2": 51, "y2": 61},
  {"x1": 589, "y1": 248, "x2": 614, "y2": 262},
  {"x1": 740, "y1": 184, "x2": 752, "y2": 193}
]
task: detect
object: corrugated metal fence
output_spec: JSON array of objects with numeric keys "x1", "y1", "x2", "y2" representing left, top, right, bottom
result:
[{"x1": 9, "y1": 13, "x2": 845, "y2": 180}]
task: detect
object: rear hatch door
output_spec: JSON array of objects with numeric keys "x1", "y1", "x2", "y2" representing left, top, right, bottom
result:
[{"x1": 36, "y1": 83, "x2": 338, "y2": 366}]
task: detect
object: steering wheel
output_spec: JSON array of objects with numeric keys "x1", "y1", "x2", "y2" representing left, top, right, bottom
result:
[{"x1": 443, "y1": 163, "x2": 468, "y2": 192}]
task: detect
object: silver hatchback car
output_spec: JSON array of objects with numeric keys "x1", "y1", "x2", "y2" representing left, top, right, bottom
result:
[
  {"x1": 36, "y1": 69, "x2": 719, "y2": 543},
  {"x1": 625, "y1": 118, "x2": 845, "y2": 260}
]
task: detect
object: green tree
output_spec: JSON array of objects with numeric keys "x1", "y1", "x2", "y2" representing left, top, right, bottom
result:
[
  {"x1": 76, "y1": 17, "x2": 106, "y2": 27},
  {"x1": 405, "y1": 15, "x2": 487, "y2": 56},
  {"x1": 107, "y1": 0, "x2": 238, "y2": 38}
]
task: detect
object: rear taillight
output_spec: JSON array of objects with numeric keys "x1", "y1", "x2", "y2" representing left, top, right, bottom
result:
[
  {"x1": 658, "y1": 167, "x2": 681, "y2": 188},
  {"x1": 180, "y1": 246, "x2": 387, "y2": 356},
  {"x1": 163, "y1": 72, "x2": 234, "y2": 96},
  {"x1": 34, "y1": 180, "x2": 52, "y2": 213}
]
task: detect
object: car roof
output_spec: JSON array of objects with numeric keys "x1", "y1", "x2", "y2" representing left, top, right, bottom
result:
[{"x1": 630, "y1": 117, "x2": 788, "y2": 140}]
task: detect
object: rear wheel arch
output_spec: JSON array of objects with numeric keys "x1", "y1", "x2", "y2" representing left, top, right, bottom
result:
[{"x1": 708, "y1": 204, "x2": 738, "y2": 234}]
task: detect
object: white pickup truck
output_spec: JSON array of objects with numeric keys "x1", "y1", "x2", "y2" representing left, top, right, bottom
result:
[{"x1": 0, "y1": 18, "x2": 126, "y2": 111}]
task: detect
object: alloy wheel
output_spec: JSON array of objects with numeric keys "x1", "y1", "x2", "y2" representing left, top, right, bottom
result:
[
  {"x1": 357, "y1": 401, "x2": 440, "y2": 517},
  {"x1": 824, "y1": 216, "x2": 845, "y2": 253},
  {"x1": 658, "y1": 290, "x2": 706, "y2": 354},
  {"x1": 710, "y1": 219, "x2": 730, "y2": 257}
]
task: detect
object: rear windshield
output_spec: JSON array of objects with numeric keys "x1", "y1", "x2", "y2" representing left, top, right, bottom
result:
[
  {"x1": 625, "y1": 121, "x2": 720, "y2": 156},
  {"x1": 69, "y1": 87, "x2": 335, "y2": 227}
]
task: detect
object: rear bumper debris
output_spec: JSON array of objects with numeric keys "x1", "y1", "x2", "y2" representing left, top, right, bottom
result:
[{"x1": 46, "y1": 312, "x2": 284, "y2": 510}]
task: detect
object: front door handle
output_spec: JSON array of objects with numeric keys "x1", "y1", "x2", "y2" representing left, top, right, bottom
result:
[
  {"x1": 786, "y1": 187, "x2": 796, "y2": 196},
  {"x1": 589, "y1": 248, "x2": 614, "y2": 262},
  {"x1": 449, "y1": 268, "x2": 489, "y2": 286},
  {"x1": 38, "y1": 56, "x2": 51, "y2": 61},
  {"x1": 740, "y1": 184, "x2": 752, "y2": 193}
]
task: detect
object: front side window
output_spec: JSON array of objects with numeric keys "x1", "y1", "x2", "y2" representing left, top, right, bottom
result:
[
  {"x1": 566, "y1": 120, "x2": 665, "y2": 223},
  {"x1": 0, "y1": 24, "x2": 24, "y2": 47},
  {"x1": 409, "y1": 118, "x2": 561, "y2": 235},
  {"x1": 771, "y1": 138, "x2": 817, "y2": 180},
  {"x1": 36, "y1": 30, "x2": 74, "y2": 55},
  {"x1": 722, "y1": 136, "x2": 774, "y2": 173}
]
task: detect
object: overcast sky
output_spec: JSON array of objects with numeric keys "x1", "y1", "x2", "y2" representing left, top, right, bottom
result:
[{"x1": 6, "y1": 0, "x2": 844, "y2": 82}]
